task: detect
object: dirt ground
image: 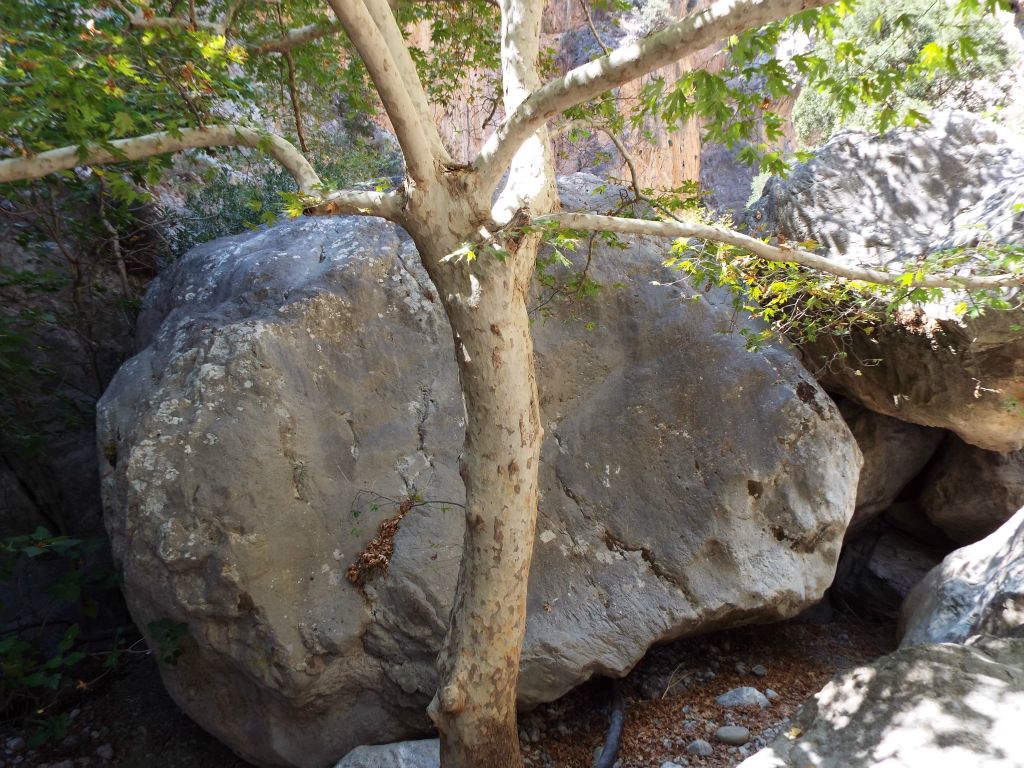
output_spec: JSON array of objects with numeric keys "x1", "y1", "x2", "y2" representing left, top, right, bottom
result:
[{"x1": 2, "y1": 616, "x2": 895, "y2": 768}]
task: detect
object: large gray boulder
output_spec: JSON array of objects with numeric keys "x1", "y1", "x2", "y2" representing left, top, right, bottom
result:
[
  {"x1": 900, "y1": 507, "x2": 1024, "y2": 647},
  {"x1": 739, "y1": 636, "x2": 1024, "y2": 768},
  {"x1": 97, "y1": 175, "x2": 860, "y2": 767},
  {"x1": 920, "y1": 438, "x2": 1024, "y2": 545},
  {"x1": 749, "y1": 111, "x2": 1024, "y2": 452}
]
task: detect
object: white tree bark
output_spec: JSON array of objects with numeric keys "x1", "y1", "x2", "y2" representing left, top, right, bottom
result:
[{"x1": 423, "y1": 2, "x2": 554, "y2": 765}]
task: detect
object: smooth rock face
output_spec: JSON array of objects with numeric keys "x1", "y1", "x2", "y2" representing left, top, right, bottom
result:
[
  {"x1": 920, "y1": 438, "x2": 1024, "y2": 544},
  {"x1": 749, "y1": 111, "x2": 1024, "y2": 452},
  {"x1": 716, "y1": 725, "x2": 751, "y2": 745},
  {"x1": 738, "y1": 637, "x2": 1024, "y2": 768},
  {"x1": 900, "y1": 507, "x2": 1024, "y2": 647},
  {"x1": 838, "y1": 401, "x2": 943, "y2": 533},
  {"x1": 334, "y1": 740, "x2": 438, "y2": 768},
  {"x1": 98, "y1": 175, "x2": 860, "y2": 767}
]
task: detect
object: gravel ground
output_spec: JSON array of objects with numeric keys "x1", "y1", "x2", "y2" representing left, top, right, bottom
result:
[{"x1": 2, "y1": 616, "x2": 894, "y2": 768}]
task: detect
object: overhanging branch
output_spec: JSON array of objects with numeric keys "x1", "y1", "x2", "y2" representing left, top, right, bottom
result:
[
  {"x1": 0, "y1": 127, "x2": 321, "y2": 192},
  {"x1": 536, "y1": 213, "x2": 1024, "y2": 290}
]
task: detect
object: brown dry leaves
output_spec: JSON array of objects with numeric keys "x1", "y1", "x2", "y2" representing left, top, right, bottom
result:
[{"x1": 345, "y1": 499, "x2": 414, "y2": 588}]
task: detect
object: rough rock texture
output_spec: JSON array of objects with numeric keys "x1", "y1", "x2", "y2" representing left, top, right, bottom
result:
[
  {"x1": 749, "y1": 111, "x2": 1024, "y2": 452},
  {"x1": 837, "y1": 400, "x2": 943, "y2": 533},
  {"x1": 738, "y1": 636, "x2": 1024, "y2": 768},
  {"x1": 97, "y1": 175, "x2": 860, "y2": 767},
  {"x1": 832, "y1": 518, "x2": 947, "y2": 622},
  {"x1": 900, "y1": 507, "x2": 1024, "y2": 647},
  {"x1": 920, "y1": 437, "x2": 1024, "y2": 544},
  {"x1": 334, "y1": 740, "x2": 438, "y2": 768}
]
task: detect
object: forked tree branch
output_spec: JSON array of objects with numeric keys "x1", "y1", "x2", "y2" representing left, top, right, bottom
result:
[
  {"x1": 537, "y1": 213, "x2": 1024, "y2": 289},
  {"x1": 474, "y1": 0, "x2": 832, "y2": 193},
  {"x1": 325, "y1": 0, "x2": 438, "y2": 182}
]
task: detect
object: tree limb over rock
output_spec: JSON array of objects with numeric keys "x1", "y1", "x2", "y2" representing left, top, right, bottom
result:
[{"x1": 539, "y1": 212, "x2": 1024, "y2": 290}]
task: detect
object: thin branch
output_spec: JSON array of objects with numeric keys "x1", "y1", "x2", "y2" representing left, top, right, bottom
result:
[
  {"x1": 536, "y1": 213, "x2": 1024, "y2": 289},
  {"x1": 474, "y1": 0, "x2": 834, "y2": 193},
  {"x1": 221, "y1": 0, "x2": 248, "y2": 34},
  {"x1": 579, "y1": 0, "x2": 611, "y2": 55},
  {"x1": 324, "y1": 0, "x2": 437, "y2": 182}
]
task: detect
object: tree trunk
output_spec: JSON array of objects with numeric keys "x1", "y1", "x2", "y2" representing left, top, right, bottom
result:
[
  {"x1": 415, "y1": 228, "x2": 543, "y2": 768},
  {"x1": 409, "y1": 2, "x2": 555, "y2": 763}
]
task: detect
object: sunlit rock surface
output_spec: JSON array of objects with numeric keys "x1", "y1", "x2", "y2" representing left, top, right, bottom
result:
[
  {"x1": 900, "y1": 507, "x2": 1024, "y2": 647},
  {"x1": 740, "y1": 636, "x2": 1024, "y2": 768}
]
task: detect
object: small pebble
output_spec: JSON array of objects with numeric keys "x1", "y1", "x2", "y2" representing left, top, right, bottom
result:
[
  {"x1": 96, "y1": 745, "x2": 114, "y2": 762},
  {"x1": 662, "y1": 738, "x2": 674, "y2": 750},
  {"x1": 715, "y1": 725, "x2": 751, "y2": 746},
  {"x1": 766, "y1": 688, "x2": 780, "y2": 700},
  {"x1": 661, "y1": 763, "x2": 686, "y2": 768},
  {"x1": 751, "y1": 664, "x2": 768, "y2": 677},
  {"x1": 715, "y1": 686, "x2": 769, "y2": 709},
  {"x1": 685, "y1": 739, "x2": 714, "y2": 757},
  {"x1": 734, "y1": 661, "x2": 749, "y2": 675},
  {"x1": 5, "y1": 739, "x2": 25, "y2": 754}
]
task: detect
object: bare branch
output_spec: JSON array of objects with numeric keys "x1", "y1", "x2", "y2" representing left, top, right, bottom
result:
[
  {"x1": 0, "y1": 126, "x2": 320, "y2": 192},
  {"x1": 474, "y1": 0, "x2": 833, "y2": 193},
  {"x1": 579, "y1": 0, "x2": 611, "y2": 55},
  {"x1": 324, "y1": 0, "x2": 438, "y2": 182},
  {"x1": 248, "y1": 21, "x2": 343, "y2": 54},
  {"x1": 537, "y1": 213, "x2": 1024, "y2": 290}
]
